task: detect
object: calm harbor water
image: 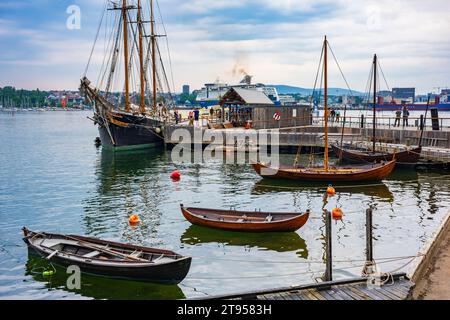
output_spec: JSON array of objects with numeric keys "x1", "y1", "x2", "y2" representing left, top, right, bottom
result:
[{"x1": 1, "y1": 111, "x2": 450, "y2": 299}]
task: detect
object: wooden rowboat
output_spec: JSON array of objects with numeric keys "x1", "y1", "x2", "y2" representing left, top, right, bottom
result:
[
  {"x1": 180, "y1": 204, "x2": 309, "y2": 232},
  {"x1": 332, "y1": 144, "x2": 421, "y2": 164},
  {"x1": 22, "y1": 227, "x2": 191, "y2": 284},
  {"x1": 251, "y1": 159, "x2": 396, "y2": 182}
]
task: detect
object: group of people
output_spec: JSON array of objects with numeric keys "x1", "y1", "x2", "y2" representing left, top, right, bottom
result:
[
  {"x1": 394, "y1": 105, "x2": 410, "y2": 127},
  {"x1": 328, "y1": 108, "x2": 341, "y2": 123},
  {"x1": 173, "y1": 109, "x2": 201, "y2": 127}
]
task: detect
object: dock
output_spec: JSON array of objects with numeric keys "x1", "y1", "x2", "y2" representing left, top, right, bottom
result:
[
  {"x1": 163, "y1": 124, "x2": 450, "y2": 164},
  {"x1": 197, "y1": 210, "x2": 450, "y2": 301},
  {"x1": 205, "y1": 273, "x2": 413, "y2": 300}
]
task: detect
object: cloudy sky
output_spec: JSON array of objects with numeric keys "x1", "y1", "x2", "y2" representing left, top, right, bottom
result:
[{"x1": 0, "y1": 0, "x2": 449, "y2": 93}]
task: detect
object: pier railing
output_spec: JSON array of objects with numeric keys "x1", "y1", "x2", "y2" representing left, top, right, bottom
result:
[{"x1": 312, "y1": 115, "x2": 450, "y2": 131}]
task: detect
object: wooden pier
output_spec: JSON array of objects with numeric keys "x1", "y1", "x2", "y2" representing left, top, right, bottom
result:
[{"x1": 205, "y1": 273, "x2": 413, "y2": 300}]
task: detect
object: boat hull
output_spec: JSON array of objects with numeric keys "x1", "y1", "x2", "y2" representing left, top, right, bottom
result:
[
  {"x1": 180, "y1": 206, "x2": 309, "y2": 232},
  {"x1": 251, "y1": 160, "x2": 396, "y2": 182},
  {"x1": 23, "y1": 229, "x2": 191, "y2": 284},
  {"x1": 96, "y1": 112, "x2": 164, "y2": 151},
  {"x1": 332, "y1": 145, "x2": 422, "y2": 164}
]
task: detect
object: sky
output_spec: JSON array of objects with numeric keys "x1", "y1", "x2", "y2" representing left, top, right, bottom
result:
[{"x1": 0, "y1": 0, "x2": 449, "y2": 94}]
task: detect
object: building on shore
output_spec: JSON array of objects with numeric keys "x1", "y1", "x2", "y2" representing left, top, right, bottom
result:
[{"x1": 219, "y1": 87, "x2": 310, "y2": 129}]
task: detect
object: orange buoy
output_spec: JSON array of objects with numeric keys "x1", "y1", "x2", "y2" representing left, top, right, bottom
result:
[
  {"x1": 129, "y1": 214, "x2": 141, "y2": 225},
  {"x1": 326, "y1": 184, "x2": 336, "y2": 196},
  {"x1": 170, "y1": 170, "x2": 181, "y2": 180},
  {"x1": 332, "y1": 207, "x2": 343, "y2": 220}
]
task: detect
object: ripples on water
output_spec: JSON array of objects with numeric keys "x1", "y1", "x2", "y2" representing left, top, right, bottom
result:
[{"x1": 0, "y1": 111, "x2": 449, "y2": 299}]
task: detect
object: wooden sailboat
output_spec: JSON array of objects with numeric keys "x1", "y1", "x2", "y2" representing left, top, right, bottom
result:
[
  {"x1": 332, "y1": 55, "x2": 423, "y2": 164},
  {"x1": 80, "y1": 0, "x2": 173, "y2": 150},
  {"x1": 251, "y1": 37, "x2": 396, "y2": 182}
]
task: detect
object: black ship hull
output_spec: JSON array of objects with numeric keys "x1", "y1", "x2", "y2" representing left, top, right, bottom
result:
[{"x1": 96, "y1": 112, "x2": 164, "y2": 151}]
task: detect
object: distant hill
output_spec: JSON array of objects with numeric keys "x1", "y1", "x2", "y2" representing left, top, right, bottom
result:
[{"x1": 271, "y1": 85, "x2": 364, "y2": 96}]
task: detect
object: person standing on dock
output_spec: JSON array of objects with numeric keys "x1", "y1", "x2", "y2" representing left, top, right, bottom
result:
[
  {"x1": 394, "y1": 109, "x2": 401, "y2": 127},
  {"x1": 188, "y1": 110, "x2": 194, "y2": 126},
  {"x1": 174, "y1": 110, "x2": 179, "y2": 124},
  {"x1": 194, "y1": 108, "x2": 200, "y2": 127},
  {"x1": 402, "y1": 105, "x2": 410, "y2": 128},
  {"x1": 335, "y1": 109, "x2": 340, "y2": 123}
]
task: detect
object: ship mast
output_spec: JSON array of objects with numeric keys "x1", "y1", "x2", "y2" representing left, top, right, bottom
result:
[
  {"x1": 150, "y1": 0, "x2": 157, "y2": 113},
  {"x1": 122, "y1": 0, "x2": 131, "y2": 112},
  {"x1": 137, "y1": 0, "x2": 145, "y2": 114},
  {"x1": 324, "y1": 36, "x2": 329, "y2": 171},
  {"x1": 372, "y1": 54, "x2": 377, "y2": 153}
]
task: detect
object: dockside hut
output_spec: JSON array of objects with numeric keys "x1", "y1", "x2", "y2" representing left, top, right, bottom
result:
[{"x1": 219, "y1": 87, "x2": 311, "y2": 129}]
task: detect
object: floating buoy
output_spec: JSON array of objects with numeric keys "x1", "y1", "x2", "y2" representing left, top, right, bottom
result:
[
  {"x1": 332, "y1": 207, "x2": 343, "y2": 220},
  {"x1": 42, "y1": 270, "x2": 55, "y2": 277},
  {"x1": 129, "y1": 214, "x2": 141, "y2": 225},
  {"x1": 326, "y1": 184, "x2": 336, "y2": 196},
  {"x1": 170, "y1": 170, "x2": 181, "y2": 180},
  {"x1": 155, "y1": 127, "x2": 162, "y2": 134}
]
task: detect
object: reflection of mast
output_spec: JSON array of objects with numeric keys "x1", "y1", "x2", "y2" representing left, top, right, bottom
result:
[
  {"x1": 122, "y1": 0, "x2": 130, "y2": 112},
  {"x1": 324, "y1": 36, "x2": 329, "y2": 171},
  {"x1": 150, "y1": 0, "x2": 157, "y2": 113},
  {"x1": 137, "y1": 0, "x2": 145, "y2": 114}
]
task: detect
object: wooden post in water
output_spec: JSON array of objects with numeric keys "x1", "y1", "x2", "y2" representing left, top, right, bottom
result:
[
  {"x1": 324, "y1": 209, "x2": 333, "y2": 282},
  {"x1": 366, "y1": 208, "x2": 373, "y2": 262}
]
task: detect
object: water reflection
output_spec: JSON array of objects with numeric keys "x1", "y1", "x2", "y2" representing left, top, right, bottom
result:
[
  {"x1": 25, "y1": 253, "x2": 185, "y2": 300},
  {"x1": 181, "y1": 225, "x2": 308, "y2": 258},
  {"x1": 251, "y1": 179, "x2": 394, "y2": 203},
  {"x1": 82, "y1": 149, "x2": 166, "y2": 246}
]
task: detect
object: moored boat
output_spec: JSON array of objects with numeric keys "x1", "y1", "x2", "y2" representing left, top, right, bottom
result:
[
  {"x1": 22, "y1": 227, "x2": 191, "y2": 284},
  {"x1": 252, "y1": 160, "x2": 396, "y2": 182},
  {"x1": 251, "y1": 37, "x2": 396, "y2": 182},
  {"x1": 332, "y1": 54, "x2": 423, "y2": 165},
  {"x1": 332, "y1": 144, "x2": 422, "y2": 164},
  {"x1": 180, "y1": 204, "x2": 310, "y2": 232},
  {"x1": 80, "y1": 0, "x2": 174, "y2": 150}
]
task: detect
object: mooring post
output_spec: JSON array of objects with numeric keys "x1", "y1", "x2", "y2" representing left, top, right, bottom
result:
[
  {"x1": 366, "y1": 208, "x2": 373, "y2": 262},
  {"x1": 360, "y1": 114, "x2": 364, "y2": 128},
  {"x1": 324, "y1": 209, "x2": 333, "y2": 282}
]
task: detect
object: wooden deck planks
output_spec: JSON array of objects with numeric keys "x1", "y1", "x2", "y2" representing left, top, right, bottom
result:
[{"x1": 252, "y1": 278, "x2": 413, "y2": 301}]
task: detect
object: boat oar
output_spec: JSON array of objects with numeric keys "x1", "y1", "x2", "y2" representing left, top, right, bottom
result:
[{"x1": 62, "y1": 235, "x2": 148, "y2": 262}]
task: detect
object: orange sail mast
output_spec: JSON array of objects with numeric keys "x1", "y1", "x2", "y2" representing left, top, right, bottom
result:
[
  {"x1": 323, "y1": 36, "x2": 329, "y2": 171},
  {"x1": 137, "y1": 0, "x2": 145, "y2": 114},
  {"x1": 150, "y1": 0, "x2": 157, "y2": 113},
  {"x1": 122, "y1": 0, "x2": 130, "y2": 112}
]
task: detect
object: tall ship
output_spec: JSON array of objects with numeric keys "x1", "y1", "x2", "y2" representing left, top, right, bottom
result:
[
  {"x1": 195, "y1": 75, "x2": 281, "y2": 108},
  {"x1": 80, "y1": 0, "x2": 174, "y2": 150}
]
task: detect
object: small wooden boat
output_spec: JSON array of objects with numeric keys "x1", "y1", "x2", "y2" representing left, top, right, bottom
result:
[
  {"x1": 252, "y1": 160, "x2": 395, "y2": 182},
  {"x1": 180, "y1": 204, "x2": 309, "y2": 232},
  {"x1": 22, "y1": 227, "x2": 191, "y2": 284}
]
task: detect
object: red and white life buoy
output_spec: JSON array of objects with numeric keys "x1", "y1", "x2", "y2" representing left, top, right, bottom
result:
[{"x1": 273, "y1": 112, "x2": 281, "y2": 121}]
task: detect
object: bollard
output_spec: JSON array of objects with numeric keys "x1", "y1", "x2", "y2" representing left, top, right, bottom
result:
[
  {"x1": 360, "y1": 114, "x2": 364, "y2": 128},
  {"x1": 324, "y1": 209, "x2": 333, "y2": 282},
  {"x1": 366, "y1": 208, "x2": 373, "y2": 262}
]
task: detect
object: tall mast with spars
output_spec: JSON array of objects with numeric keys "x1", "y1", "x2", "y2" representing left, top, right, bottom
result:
[
  {"x1": 372, "y1": 54, "x2": 377, "y2": 153},
  {"x1": 122, "y1": 0, "x2": 130, "y2": 112},
  {"x1": 323, "y1": 36, "x2": 329, "y2": 171},
  {"x1": 150, "y1": 0, "x2": 157, "y2": 113},
  {"x1": 137, "y1": 0, "x2": 145, "y2": 114}
]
